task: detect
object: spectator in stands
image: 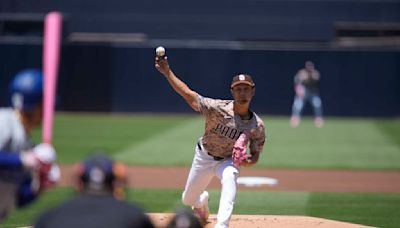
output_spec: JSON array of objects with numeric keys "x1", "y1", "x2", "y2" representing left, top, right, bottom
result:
[
  {"x1": 290, "y1": 61, "x2": 324, "y2": 128},
  {"x1": 34, "y1": 153, "x2": 154, "y2": 228}
]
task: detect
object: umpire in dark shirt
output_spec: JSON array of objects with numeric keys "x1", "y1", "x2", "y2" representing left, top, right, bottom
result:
[{"x1": 34, "y1": 154, "x2": 154, "y2": 228}]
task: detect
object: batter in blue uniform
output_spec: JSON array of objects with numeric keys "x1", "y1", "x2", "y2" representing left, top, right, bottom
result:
[{"x1": 0, "y1": 69, "x2": 58, "y2": 222}]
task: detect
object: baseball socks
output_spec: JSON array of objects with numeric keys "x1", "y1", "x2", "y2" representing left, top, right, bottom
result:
[{"x1": 192, "y1": 191, "x2": 210, "y2": 225}]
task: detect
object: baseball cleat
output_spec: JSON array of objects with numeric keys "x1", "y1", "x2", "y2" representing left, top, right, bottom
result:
[
  {"x1": 290, "y1": 116, "x2": 300, "y2": 128},
  {"x1": 314, "y1": 117, "x2": 324, "y2": 128},
  {"x1": 192, "y1": 191, "x2": 210, "y2": 225}
]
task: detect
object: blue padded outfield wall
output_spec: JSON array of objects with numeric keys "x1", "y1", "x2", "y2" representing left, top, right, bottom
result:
[{"x1": 0, "y1": 44, "x2": 399, "y2": 117}]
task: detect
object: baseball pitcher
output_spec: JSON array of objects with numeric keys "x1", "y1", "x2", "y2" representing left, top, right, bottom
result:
[{"x1": 155, "y1": 52, "x2": 266, "y2": 228}]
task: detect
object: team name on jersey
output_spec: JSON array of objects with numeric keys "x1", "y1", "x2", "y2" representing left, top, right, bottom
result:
[{"x1": 212, "y1": 123, "x2": 242, "y2": 140}]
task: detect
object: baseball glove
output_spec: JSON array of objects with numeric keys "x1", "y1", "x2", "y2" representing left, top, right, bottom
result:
[{"x1": 232, "y1": 132, "x2": 250, "y2": 167}]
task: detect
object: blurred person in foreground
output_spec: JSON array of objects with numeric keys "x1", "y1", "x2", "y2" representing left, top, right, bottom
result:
[
  {"x1": 34, "y1": 153, "x2": 154, "y2": 228},
  {"x1": 167, "y1": 208, "x2": 202, "y2": 228},
  {"x1": 290, "y1": 61, "x2": 324, "y2": 128},
  {"x1": 0, "y1": 69, "x2": 59, "y2": 222}
]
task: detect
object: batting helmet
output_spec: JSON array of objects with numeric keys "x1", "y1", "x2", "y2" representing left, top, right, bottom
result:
[
  {"x1": 9, "y1": 69, "x2": 43, "y2": 111},
  {"x1": 76, "y1": 153, "x2": 127, "y2": 199}
]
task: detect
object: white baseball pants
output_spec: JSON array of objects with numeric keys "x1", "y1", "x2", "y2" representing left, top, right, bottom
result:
[{"x1": 181, "y1": 141, "x2": 239, "y2": 228}]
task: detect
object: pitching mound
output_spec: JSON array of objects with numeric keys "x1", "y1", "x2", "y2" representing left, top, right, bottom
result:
[{"x1": 148, "y1": 213, "x2": 374, "y2": 228}]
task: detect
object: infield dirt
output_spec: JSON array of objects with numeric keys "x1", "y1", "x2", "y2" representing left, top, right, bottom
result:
[
  {"x1": 59, "y1": 165, "x2": 400, "y2": 193},
  {"x1": 148, "y1": 213, "x2": 374, "y2": 228}
]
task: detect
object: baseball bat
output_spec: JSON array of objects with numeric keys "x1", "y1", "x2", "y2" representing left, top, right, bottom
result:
[{"x1": 42, "y1": 12, "x2": 62, "y2": 144}]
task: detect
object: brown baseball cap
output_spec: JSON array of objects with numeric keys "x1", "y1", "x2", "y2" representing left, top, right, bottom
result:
[{"x1": 231, "y1": 74, "x2": 255, "y2": 88}]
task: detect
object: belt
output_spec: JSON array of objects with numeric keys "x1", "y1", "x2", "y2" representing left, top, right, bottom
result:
[{"x1": 197, "y1": 141, "x2": 224, "y2": 161}]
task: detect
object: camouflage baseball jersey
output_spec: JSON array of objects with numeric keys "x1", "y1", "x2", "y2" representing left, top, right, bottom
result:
[{"x1": 197, "y1": 95, "x2": 265, "y2": 158}]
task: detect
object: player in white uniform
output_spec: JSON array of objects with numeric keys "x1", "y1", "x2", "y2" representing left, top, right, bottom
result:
[
  {"x1": 155, "y1": 55, "x2": 266, "y2": 228},
  {"x1": 0, "y1": 69, "x2": 58, "y2": 222}
]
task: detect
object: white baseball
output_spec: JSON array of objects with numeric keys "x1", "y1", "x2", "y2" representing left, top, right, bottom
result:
[{"x1": 156, "y1": 46, "x2": 166, "y2": 56}]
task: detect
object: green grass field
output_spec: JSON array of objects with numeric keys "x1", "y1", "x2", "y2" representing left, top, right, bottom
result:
[
  {"x1": 34, "y1": 113, "x2": 400, "y2": 170},
  {"x1": 3, "y1": 113, "x2": 400, "y2": 227}
]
